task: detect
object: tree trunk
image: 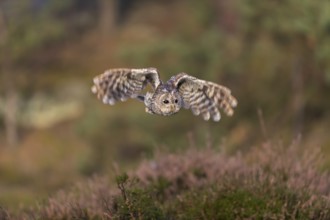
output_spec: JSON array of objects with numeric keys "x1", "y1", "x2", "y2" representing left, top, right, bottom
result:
[
  {"x1": 1, "y1": 4, "x2": 19, "y2": 148},
  {"x1": 99, "y1": 0, "x2": 117, "y2": 35},
  {"x1": 3, "y1": 83, "x2": 19, "y2": 147},
  {"x1": 216, "y1": 0, "x2": 239, "y2": 34}
]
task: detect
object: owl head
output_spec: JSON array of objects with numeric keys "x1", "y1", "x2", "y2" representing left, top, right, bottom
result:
[{"x1": 152, "y1": 90, "x2": 182, "y2": 116}]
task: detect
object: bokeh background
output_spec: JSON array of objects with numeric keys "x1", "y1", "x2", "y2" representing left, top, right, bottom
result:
[{"x1": 0, "y1": 0, "x2": 330, "y2": 210}]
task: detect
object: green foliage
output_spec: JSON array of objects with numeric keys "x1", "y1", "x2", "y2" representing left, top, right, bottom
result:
[
  {"x1": 115, "y1": 0, "x2": 330, "y2": 133},
  {"x1": 1, "y1": 0, "x2": 73, "y2": 61},
  {"x1": 117, "y1": 28, "x2": 225, "y2": 80},
  {"x1": 114, "y1": 173, "x2": 166, "y2": 220},
  {"x1": 111, "y1": 175, "x2": 330, "y2": 220},
  {"x1": 168, "y1": 185, "x2": 314, "y2": 219},
  {"x1": 116, "y1": 173, "x2": 129, "y2": 186}
]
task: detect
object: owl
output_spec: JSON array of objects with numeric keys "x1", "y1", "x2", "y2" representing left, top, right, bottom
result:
[{"x1": 91, "y1": 68, "x2": 237, "y2": 121}]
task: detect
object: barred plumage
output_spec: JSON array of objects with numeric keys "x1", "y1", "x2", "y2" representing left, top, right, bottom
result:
[{"x1": 91, "y1": 68, "x2": 237, "y2": 122}]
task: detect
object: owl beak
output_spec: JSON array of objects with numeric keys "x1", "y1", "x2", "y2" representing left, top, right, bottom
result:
[{"x1": 170, "y1": 105, "x2": 176, "y2": 112}]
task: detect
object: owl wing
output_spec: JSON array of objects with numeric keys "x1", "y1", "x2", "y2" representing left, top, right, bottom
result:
[
  {"x1": 91, "y1": 68, "x2": 160, "y2": 105},
  {"x1": 173, "y1": 73, "x2": 237, "y2": 121}
]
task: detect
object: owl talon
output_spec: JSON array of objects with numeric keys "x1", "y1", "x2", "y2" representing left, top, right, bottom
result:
[{"x1": 145, "y1": 107, "x2": 154, "y2": 114}]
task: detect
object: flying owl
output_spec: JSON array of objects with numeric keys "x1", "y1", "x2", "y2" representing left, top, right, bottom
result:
[{"x1": 91, "y1": 68, "x2": 237, "y2": 121}]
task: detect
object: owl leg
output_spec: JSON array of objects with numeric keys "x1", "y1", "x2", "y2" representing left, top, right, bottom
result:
[{"x1": 145, "y1": 107, "x2": 154, "y2": 114}]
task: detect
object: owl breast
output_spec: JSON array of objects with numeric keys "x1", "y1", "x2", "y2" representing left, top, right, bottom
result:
[{"x1": 150, "y1": 87, "x2": 182, "y2": 116}]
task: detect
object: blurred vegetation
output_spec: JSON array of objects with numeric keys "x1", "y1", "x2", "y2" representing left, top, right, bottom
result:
[{"x1": 0, "y1": 0, "x2": 330, "y2": 214}]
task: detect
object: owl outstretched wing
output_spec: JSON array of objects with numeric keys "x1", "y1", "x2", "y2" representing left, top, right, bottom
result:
[
  {"x1": 91, "y1": 68, "x2": 160, "y2": 105},
  {"x1": 173, "y1": 73, "x2": 237, "y2": 121}
]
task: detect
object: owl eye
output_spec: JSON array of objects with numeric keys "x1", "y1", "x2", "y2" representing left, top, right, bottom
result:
[
  {"x1": 163, "y1": 100, "x2": 169, "y2": 104},
  {"x1": 174, "y1": 99, "x2": 178, "y2": 103}
]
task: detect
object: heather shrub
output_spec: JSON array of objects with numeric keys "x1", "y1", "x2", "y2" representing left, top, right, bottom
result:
[
  {"x1": 134, "y1": 140, "x2": 330, "y2": 196},
  {"x1": 130, "y1": 140, "x2": 330, "y2": 219},
  {"x1": 0, "y1": 207, "x2": 10, "y2": 220},
  {"x1": 113, "y1": 173, "x2": 166, "y2": 220},
  {"x1": 6, "y1": 140, "x2": 330, "y2": 219},
  {"x1": 16, "y1": 176, "x2": 116, "y2": 220}
]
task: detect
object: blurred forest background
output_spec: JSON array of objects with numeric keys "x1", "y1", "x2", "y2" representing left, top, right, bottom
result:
[{"x1": 0, "y1": 0, "x2": 330, "y2": 211}]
